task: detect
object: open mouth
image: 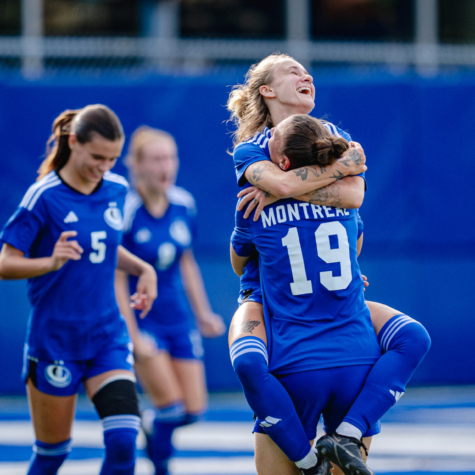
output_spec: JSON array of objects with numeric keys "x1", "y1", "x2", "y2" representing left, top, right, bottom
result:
[{"x1": 297, "y1": 87, "x2": 312, "y2": 96}]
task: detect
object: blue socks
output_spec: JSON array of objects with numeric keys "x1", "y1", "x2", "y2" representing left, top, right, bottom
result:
[
  {"x1": 27, "y1": 439, "x2": 72, "y2": 475},
  {"x1": 144, "y1": 402, "x2": 201, "y2": 475},
  {"x1": 231, "y1": 336, "x2": 312, "y2": 463},
  {"x1": 100, "y1": 415, "x2": 141, "y2": 475},
  {"x1": 341, "y1": 315, "x2": 431, "y2": 435}
]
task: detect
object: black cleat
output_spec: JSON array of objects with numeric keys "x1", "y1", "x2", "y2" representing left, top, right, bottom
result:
[
  {"x1": 316, "y1": 433, "x2": 374, "y2": 475},
  {"x1": 300, "y1": 457, "x2": 332, "y2": 475}
]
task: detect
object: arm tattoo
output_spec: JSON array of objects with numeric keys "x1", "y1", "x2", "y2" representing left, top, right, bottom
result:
[
  {"x1": 264, "y1": 191, "x2": 270, "y2": 198},
  {"x1": 305, "y1": 184, "x2": 342, "y2": 207},
  {"x1": 248, "y1": 162, "x2": 279, "y2": 186},
  {"x1": 292, "y1": 166, "x2": 322, "y2": 181},
  {"x1": 330, "y1": 170, "x2": 344, "y2": 181},
  {"x1": 339, "y1": 149, "x2": 363, "y2": 168},
  {"x1": 231, "y1": 320, "x2": 261, "y2": 336}
]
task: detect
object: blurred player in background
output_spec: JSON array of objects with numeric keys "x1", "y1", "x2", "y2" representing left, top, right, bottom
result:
[
  {"x1": 227, "y1": 54, "x2": 431, "y2": 475},
  {"x1": 0, "y1": 105, "x2": 157, "y2": 475},
  {"x1": 115, "y1": 126, "x2": 226, "y2": 475}
]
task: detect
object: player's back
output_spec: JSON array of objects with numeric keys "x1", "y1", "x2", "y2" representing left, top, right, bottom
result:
[{"x1": 232, "y1": 199, "x2": 381, "y2": 374}]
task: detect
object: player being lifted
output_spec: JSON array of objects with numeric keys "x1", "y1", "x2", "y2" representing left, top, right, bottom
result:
[
  {"x1": 0, "y1": 105, "x2": 157, "y2": 475},
  {"x1": 227, "y1": 54, "x2": 431, "y2": 475},
  {"x1": 115, "y1": 126, "x2": 225, "y2": 475}
]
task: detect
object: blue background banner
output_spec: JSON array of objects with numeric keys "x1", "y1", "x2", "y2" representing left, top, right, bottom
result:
[{"x1": 0, "y1": 69, "x2": 473, "y2": 393}]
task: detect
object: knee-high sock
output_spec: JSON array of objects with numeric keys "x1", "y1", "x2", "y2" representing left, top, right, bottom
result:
[
  {"x1": 100, "y1": 415, "x2": 140, "y2": 475},
  {"x1": 341, "y1": 315, "x2": 431, "y2": 435},
  {"x1": 144, "y1": 402, "x2": 198, "y2": 475},
  {"x1": 27, "y1": 439, "x2": 72, "y2": 475},
  {"x1": 231, "y1": 336, "x2": 312, "y2": 463}
]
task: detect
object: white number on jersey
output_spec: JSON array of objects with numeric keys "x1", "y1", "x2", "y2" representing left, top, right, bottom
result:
[
  {"x1": 89, "y1": 231, "x2": 107, "y2": 264},
  {"x1": 282, "y1": 223, "x2": 352, "y2": 295}
]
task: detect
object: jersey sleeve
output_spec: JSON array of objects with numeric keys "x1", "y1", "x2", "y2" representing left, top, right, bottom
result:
[
  {"x1": 357, "y1": 211, "x2": 364, "y2": 239},
  {"x1": 0, "y1": 195, "x2": 46, "y2": 254},
  {"x1": 231, "y1": 203, "x2": 254, "y2": 257},
  {"x1": 233, "y1": 142, "x2": 271, "y2": 187}
]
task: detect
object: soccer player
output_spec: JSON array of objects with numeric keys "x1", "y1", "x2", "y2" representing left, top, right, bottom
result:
[
  {"x1": 0, "y1": 105, "x2": 158, "y2": 475},
  {"x1": 115, "y1": 126, "x2": 225, "y2": 475},
  {"x1": 227, "y1": 54, "x2": 431, "y2": 475},
  {"x1": 231, "y1": 114, "x2": 381, "y2": 475}
]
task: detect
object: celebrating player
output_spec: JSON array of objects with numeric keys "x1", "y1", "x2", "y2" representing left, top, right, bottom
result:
[
  {"x1": 0, "y1": 105, "x2": 158, "y2": 475},
  {"x1": 115, "y1": 126, "x2": 225, "y2": 475},
  {"x1": 231, "y1": 113, "x2": 382, "y2": 475},
  {"x1": 227, "y1": 54, "x2": 431, "y2": 475}
]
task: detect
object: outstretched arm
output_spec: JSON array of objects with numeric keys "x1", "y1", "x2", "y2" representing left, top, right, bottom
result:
[{"x1": 244, "y1": 144, "x2": 366, "y2": 199}]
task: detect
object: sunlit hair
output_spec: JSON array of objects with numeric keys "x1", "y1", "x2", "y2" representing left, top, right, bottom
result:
[
  {"x1": 125, "y1": 126, "x2": 176, "y2": 184},
  {"x1": 227, "y1": 53, "x2": 294, "y2": 147},
  {"x1": 280, "y1": 115, "x2": 349, "y2": 170},
  {"x1": 38, "y1": 104, "x2": 124, "y2": 180}
]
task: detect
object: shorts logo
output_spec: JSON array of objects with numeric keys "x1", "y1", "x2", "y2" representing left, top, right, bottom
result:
[
  {"x1": 104, "y1": 202, "x2": 123, "y2": 231},
  {"x1": 45, "y1": 364, "x2": 72, "y2": 388},
  {"x1": 259, "y1": 416, "x2": 282, "y2": 428},
  {"x1": 390, "y1": 389, "x2": 404, "y2": 402}
]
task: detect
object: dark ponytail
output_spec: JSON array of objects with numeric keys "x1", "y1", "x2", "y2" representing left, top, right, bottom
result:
[
  {"x1": 280, "y1": 115, "x2": 349, "y2": 170},
  {"x1": 38, "y1": 104, "x2": 124, "y2": 180}
]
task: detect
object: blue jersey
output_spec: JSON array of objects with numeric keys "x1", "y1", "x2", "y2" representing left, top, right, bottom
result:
[
  {"x1": 121, "y1": 186, "x2": 197, "y2": 332},
  {"x1": 0, "y1": 171, "x2": 130, "y2": 361},
  {"x1": 232, "y1": 200, "x2": 380, "y2": 375},
  {"x1": 234, "y1": 120, "x2": 365, "y2": 311}
]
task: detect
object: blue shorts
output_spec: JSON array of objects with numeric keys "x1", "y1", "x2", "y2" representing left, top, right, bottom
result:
[
  {"x1": 140, "y1": 327, "x2": 204, "y2": 360},
  {"x1": 22, "y1": 341, "x2": 134, "y2": 397},
  {"x1": 254, "y1": 365, "x2": 381, "y2": 440}
]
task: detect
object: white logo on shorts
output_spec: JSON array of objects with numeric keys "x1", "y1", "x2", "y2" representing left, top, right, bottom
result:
[
  {"x1": 104, "y1": 202, "x2": 123, "y2": 231},
  {"x1": 259, "y1": 416, "x2": 282, "y2": 428},
  {"x1": 44, "y1": 364, "x2": 72, "y2": 388}
]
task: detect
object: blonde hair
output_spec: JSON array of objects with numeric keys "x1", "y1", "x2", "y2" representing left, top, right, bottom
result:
[
  {"x1": 38, "y1": 105, "x2": 124, "y2": 180},
  {"x1": 227, "y1": 53, "x2": 294, "y2": 147},
  {"x1": 125, "y1": 126, "x2": 176, "y2": 182}
]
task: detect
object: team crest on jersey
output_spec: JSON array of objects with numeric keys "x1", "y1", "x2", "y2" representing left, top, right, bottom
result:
[
  {"x1": 104, "y1": 202, "x2": 123, "y2": 231},
  {"x1": 44, "y1": 363, "x2": 72, "y2": 388},
  {"x1": 170, "y1": 219, "x2": 191, "y2": 246},
  {"x1": 135, "y1": 227, "x2": 152, "y2": 243},
  {"x1": 157, "y1": 242, "x2": 177, "y2": 270}
]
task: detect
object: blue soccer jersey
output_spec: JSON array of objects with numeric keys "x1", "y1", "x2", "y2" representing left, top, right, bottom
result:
[
  {"x1": 0, "y1": 171, "x2": 130, "y2": 361},
  {"x1": 232, "y1": 200, "x2": 380, "y2": 375},
  {"x1": 121, "y1": 186, "x2": 197, "y2": 332}
]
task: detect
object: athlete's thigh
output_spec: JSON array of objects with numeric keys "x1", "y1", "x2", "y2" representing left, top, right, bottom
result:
[
  {"x1": 366, "y1": 301, "x2": 403, "y2": 336},
  {"x1": 255, "y1": 433, "x2": 301, "y2": 475},
  {"x1": 228, "y1": 301, "x2": 267, "y2": 347},
  {"x1": 172, "y1": 358, "x2": 207, "y2": 414},
  {"x1": 329, "y1": 437, "x2": 372, "y2": 475},
  {"x1": 135, "y1": 351, "x2": 183, "y2": 406},
  {"x1": 27, "y1": 379, "x2": 77, "y2": 444}
]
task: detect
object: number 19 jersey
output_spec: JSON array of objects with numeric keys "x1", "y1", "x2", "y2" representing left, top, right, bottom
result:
[
  {"x1": 232, "y1": 200, "x2": 380, "y2": 375},
  {"x1": 0, "y1": 171, "x2": 129, "y2": 361}
]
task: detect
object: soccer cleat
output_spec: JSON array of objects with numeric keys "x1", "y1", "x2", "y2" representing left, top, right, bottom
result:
[
  {"x1": 300, "y1": 457, "x2": 332, "y2": 475},
  {"x1": 316, "y1": 433, "x2": 374, "y2": 475}
]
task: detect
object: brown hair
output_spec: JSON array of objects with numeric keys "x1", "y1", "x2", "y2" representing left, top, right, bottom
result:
[
  {"x1": 38, "y1": 104, "x2": 124, "y2": 180},
  {"x1": 280, "y1": 115, "x2": 349, "y2": 170},
  {"x1": 227, "y1": 53, "x2": 294, "y2": 147}
]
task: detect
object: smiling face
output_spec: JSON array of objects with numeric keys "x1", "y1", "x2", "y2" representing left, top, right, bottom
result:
[
  {"x1": 135, "y1": 137, "x2": 179, "y2": 194},
  {"x1": 262, "y1": 59, "x2": 315, "y2": 116},
  {"x1": 68, "y1": 132, "x2": 123, "y2": 184}
]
